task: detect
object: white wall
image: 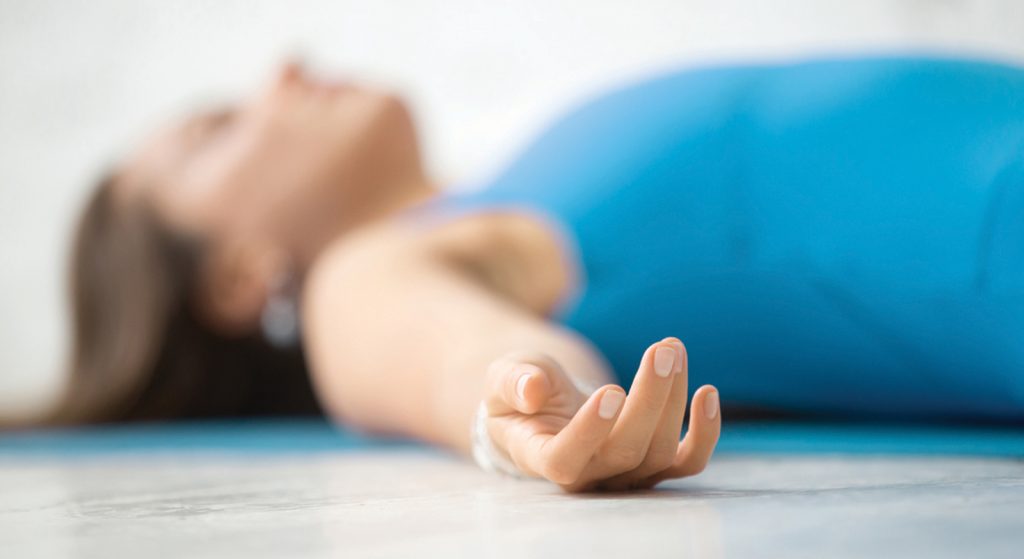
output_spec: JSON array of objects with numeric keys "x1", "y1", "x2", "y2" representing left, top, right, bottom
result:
[{"x1": 2, "y1": 0, "x2": 1023, "y2": 417}]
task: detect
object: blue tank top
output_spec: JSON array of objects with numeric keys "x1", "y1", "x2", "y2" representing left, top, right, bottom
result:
[{"x1": 414, "y1": 56, "x2": 1024, "y2": 421}]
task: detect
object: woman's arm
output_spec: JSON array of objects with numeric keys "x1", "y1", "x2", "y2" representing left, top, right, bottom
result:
[
  {"x1": 302, "y1": 213, "x2": 612, "y2": 452},
  {"x1": 301, "y1": 213, "x2": 720, "y2": 491}
]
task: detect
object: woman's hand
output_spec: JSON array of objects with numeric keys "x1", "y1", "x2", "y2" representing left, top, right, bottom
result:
[{"x1": 481, "y1": 337, "x2": 721, "y2": 492}]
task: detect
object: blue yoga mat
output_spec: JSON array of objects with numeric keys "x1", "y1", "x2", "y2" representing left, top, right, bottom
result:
[{"x1": 1, "y1": 420, "x2": 1021, "y2": 458}]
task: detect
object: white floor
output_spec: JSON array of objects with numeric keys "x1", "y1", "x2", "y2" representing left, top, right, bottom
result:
[{"x1": 2, "y1": 451, "x2": 1022, "y2": 558}]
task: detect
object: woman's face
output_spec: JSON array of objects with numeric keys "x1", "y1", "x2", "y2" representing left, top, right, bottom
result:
[{"x1": 120, "y1": 62, "x2": 426, "y2": 267}]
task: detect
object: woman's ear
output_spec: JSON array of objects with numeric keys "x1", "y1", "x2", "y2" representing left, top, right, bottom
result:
[{"x1": 195, "y1": 238, "x2": 288, "y2": 336}]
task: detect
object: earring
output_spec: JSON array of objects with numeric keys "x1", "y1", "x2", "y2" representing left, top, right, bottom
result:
[{"x1": 260, "y1": 269, "x2": 300, "y2": 348}]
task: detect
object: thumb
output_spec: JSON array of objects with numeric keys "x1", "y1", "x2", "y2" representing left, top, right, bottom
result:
[{"x1": 485, "y1": 353, "x2": 560, "y2": 416}]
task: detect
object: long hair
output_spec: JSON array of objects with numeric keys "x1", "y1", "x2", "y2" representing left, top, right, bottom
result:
[{"x1": 51, "y1": 175, "x2": 321, "y2": 424}]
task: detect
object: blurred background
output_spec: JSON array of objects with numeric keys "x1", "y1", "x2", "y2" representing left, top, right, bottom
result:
[{"x1": 1, "y1": 0, "x2": 1023, "y2": 418}]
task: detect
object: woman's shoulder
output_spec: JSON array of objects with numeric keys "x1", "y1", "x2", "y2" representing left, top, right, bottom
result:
[{"x1": 306, "y1": 202, "x2": 576, "y2": 317}]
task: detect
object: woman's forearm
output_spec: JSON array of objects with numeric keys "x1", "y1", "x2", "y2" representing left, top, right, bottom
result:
[
  {"x1": 430, "y1": 308, "x2": 615, "y2": 455},
  {"x1": 302, "y1": 238, "x2": 613, "y2": 455}
]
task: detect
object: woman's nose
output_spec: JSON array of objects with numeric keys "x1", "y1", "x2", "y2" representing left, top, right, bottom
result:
[
  {"x1": 273, "y1": 59, "x2": 305, "y2": 88},
  {"x1": 252, "y1": 59, "x2": 307, "y2": 111}
]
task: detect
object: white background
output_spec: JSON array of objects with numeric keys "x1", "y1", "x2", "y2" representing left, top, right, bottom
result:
[{"x1": 2, "y1": 0, "x2": 1023, "y2": 417}]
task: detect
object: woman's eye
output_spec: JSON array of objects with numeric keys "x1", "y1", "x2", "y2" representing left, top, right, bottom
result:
[
  {"x1": 184, "y1": 109, "x2": 238, "y2": 157},
  {"x1": 200, "y1": 110, "x2": 236, "y2": 138}
]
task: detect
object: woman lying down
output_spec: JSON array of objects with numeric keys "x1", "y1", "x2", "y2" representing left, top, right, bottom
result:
[{"x1": 56, "y1": 55, "x2": 1024, "y2": 492}]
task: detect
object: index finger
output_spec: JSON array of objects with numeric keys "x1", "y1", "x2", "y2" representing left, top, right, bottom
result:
[{"x1": 514, "y1": 385, "x2": 626, "y2": 486}]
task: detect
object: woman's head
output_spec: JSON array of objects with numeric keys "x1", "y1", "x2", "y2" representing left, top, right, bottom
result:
[
  {"x1": 58, "y1": 62, "x2": 432, "y2": 422},
  {"x1": 119, "y1": 61, "x2": 430, "y2": 332}
]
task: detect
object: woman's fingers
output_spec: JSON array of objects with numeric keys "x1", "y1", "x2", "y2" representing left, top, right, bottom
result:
[
  {"x1": 482, "y1": 350, "x2": 625, "y2": 486},
  {"x1": 484, "y1": 355, "x2": 556, "y2": 416},
  {"x1": 485, "y1": 385, "x2": 625, "y2": 485},
  {"x1": 479, "y1": 340, "x2": 718, "y2": 490},
  {"x1": 650, "y1": 385, "x2": 721, "y2": 484},
  {"x1": 523, "y1": 385, "x2": 627, "y2": 485},
  {"x1": 588, "y1": 338, "x2": 680, "y2": 476},
  {"x1": 613, "y1": 340, "x2": 689, "y2": 480}
]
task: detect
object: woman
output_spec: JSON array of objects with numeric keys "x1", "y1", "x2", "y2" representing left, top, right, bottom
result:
[{"x1": 61, "y1": 55, "x2": 1024, "y2": 492}]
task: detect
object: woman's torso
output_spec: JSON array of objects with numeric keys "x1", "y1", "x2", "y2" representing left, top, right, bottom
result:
[{"x1": 410, "y1": 56, "x2": 1024, "y2": 420}]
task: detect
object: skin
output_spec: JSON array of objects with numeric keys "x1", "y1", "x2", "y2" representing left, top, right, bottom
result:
[{"x1": 120, "y1": 62, "x2": 722, "y2": 492}]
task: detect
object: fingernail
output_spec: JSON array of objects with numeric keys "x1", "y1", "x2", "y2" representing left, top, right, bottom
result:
[
  {"x1": 704, "y1": 390, "x2": 719, "y2": 420},
  {"x1": 515, "y1": 372, "x2": 531, "y2": 402},
  {"x1": 598, "y1": 389, "x2": 625, "y2": 419},
  {"x1": 654, "y1": 346, "x2": 675, "y2": 377}
]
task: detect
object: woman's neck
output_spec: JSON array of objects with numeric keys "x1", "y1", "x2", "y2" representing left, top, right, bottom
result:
[
  {"x1": 375, "y1": 174, "x2": 441, "y2": 222},
  {"x1": 295, "y1": 174, "x2": 441, "y2": 272}
]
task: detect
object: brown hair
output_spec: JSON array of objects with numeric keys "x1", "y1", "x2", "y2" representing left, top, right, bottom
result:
[{"x1": 51, "y1": 174, "x2": 321, "y2": 425}]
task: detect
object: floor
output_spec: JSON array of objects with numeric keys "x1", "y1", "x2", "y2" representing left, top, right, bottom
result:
[{"x1": 2, "y1": 423, "x2": 1022, "y2": 558}]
